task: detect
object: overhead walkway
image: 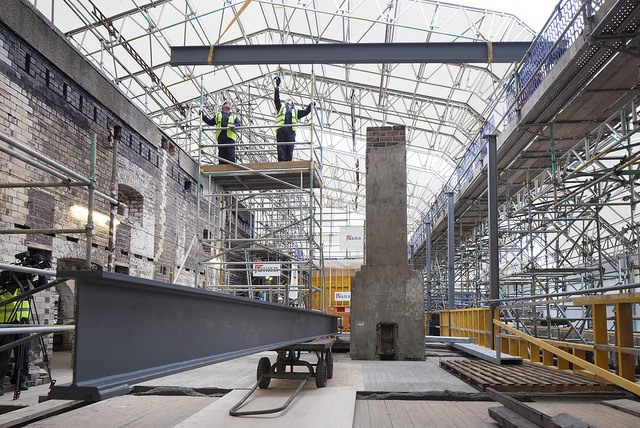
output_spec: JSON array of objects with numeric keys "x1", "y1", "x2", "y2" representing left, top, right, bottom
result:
[{"x1": 411, "y1": 0, "x2": 640, "y2": 282}]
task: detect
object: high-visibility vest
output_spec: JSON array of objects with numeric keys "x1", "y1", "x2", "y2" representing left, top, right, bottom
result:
[
  {"x1": 276, "y1": 106, "x2": 298, "y2": 132},
  {"x1": 0, "y1": 289, "x2": 29, "y2": 323},
  {"x1": 215, "y1": 113, "x2": 238, "y2": 141}
]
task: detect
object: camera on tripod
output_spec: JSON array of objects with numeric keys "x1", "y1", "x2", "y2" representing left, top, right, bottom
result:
[{"x1": 0, "y1": 251, "x2": 51, "y2": 293}]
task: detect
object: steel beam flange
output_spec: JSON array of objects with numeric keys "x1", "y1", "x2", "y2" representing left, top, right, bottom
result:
[
  {"x1": 48, "y1": 271, "x2": 338, "y2": 401},
  {"x1": 170, "y1": 42, "x2": 532, "y2": 66}
]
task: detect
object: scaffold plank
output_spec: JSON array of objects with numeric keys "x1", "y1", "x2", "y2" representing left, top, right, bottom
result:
[{"x1": 201, "y1": 161, "x2": 321, "y2": 191}]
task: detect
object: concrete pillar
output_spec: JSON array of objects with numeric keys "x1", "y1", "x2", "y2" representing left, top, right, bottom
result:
[{"x1": 350, "y1": 126, "x2": 425, "y2": 361}]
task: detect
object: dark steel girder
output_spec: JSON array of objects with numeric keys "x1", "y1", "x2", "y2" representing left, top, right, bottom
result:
[
  {"x1": 48, "y1": 271, "x2": 338, "y2": 401},
  {"x1": 170, "y1": 42, "x2": 532, "y2": 66}
]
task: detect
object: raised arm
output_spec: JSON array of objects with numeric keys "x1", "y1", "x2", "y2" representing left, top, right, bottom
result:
[
  {"x1": 274, "y1": 86, "x2": 282, "y2": 111},
  {"x1": 297, "y1": 101, "x2": 315, "y2": 119}
]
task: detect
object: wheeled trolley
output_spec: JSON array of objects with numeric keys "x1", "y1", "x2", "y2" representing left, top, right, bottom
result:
[{"x1": 229, "y1": 337, "x2": 335, "y2": 416}]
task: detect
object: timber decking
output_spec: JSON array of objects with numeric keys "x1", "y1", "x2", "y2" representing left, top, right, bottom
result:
[{"x1": 441, "y1": 359, "x2": 614, "y2": 393}]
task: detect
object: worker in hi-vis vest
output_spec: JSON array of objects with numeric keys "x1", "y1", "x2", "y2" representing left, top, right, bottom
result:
[
  {"x1": 0, "y1": 285, "x2": 31, "y2": 396},
  {"x1": 274, "y1": 76, "x2": 314, "y2": 162},
  {"x1": 201, "y1": 100, "x2": 241, "y2": 164}
]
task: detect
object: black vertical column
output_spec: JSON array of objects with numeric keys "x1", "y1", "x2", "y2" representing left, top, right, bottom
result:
[
  {"x1": 487, "y1": 134, "x2": 499, "y2": 349},
  {"x1": 447, "y1": 191, "x2": 455, "y2": 310},
  {"x1": 426, "y1": 220, "x2": 432, "y2": 311}
]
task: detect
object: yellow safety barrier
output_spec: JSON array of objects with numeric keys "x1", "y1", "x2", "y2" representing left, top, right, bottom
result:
[{"x1": 439, "y1": 293, "x2": 640, "y2": 397}]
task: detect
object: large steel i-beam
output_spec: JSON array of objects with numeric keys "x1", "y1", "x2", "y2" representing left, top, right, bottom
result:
[
  {"x1": 170, "y1": 42, "x2": 532, "y2": 66},
  {"x1": 48, "y1": 271, "x2": 338, "y2": 401}
]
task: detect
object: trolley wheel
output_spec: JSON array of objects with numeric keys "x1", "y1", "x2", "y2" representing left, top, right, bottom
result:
[
  {"x1": 315, "y1": 358, "x2": 327, "y2": 388},
  {"x1": 276, "y1": 356, "x2": 286, "y2": 374},
  {"x1": 257, "y1": 357, "x2": 271, "y2": 389},
  {"x1": 325, "y1": 350, "x2": 334, "y2": 379}
]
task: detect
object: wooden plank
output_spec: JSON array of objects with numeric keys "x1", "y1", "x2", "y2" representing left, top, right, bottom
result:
[
  {"x1": 201, "y1": 160, "x2": 314, "y2": 174},
  {"x1": 616, "y1": 303, "x2": 636, "y2": 381},
  {"x1": 440, "y1": 361, "x2": 499, "y2": 391},
  {"x1": 368, "y1": 400, "x2": 390, "y2": 428},
  {"x1": 601, "y1": 399, "x2": 640, "y2": 418},
  {"x1": 528, "y1": 401, "x2": 640, "y2": 427},
  {"x1": 24, "y1": 396, "x2": 216, "y2": 427},
  {"x1": 494, "y1": 319, "x2": 640, "y2": 396},
  {"x1": 397, "y1": 401, "x2": 431, "y2": 426},
  {"x1": 200, "y1": 161, "x2": 320, "y2": 191},
  {"x1": 175, "y1": 387, "x2": 356, "y2": 428},
  {"x1": 572, "y1": 292, "x2": 640, "y2": 305},
  {"x1": 550, "y1": 413, "x2": 590, "y2": 427},
  {"x1": 489, "y1": 406, "x2": 540, "y2": 428},
  {"x1": 441, "y1": 359, "x2": 612, "y2": 393},
  {"x1": 423, "y1": 401, "x2": 461, "y2": 427},
  {"x1": 453, "y1": 343, "x2": 522, "y2": 365},
  {"x1": 424, "y1": 335, "x2": 476, "y2": 343},
  {"x1": 386, "y1": 400, "x2": 413, "y2": 427},
  {"x1": 0, "y1": 400, "x2": 83, "y2": 428},
  {"x1": 352, "y1": 401, "x2": 370, "y2": 428}
]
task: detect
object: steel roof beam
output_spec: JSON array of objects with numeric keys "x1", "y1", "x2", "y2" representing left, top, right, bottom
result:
[{"x1": 170, "y1": 42, "x2": 531, "y2": 66}]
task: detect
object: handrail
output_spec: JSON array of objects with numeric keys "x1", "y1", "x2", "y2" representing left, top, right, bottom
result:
[
  {"x1": 440, "y1": 303, "x2": 640, "y2": 397},
  {"x1": 495, "y1": 319, "x2": 640, "y2": 396}
]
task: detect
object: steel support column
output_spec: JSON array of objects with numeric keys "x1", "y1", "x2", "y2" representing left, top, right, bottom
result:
[
  {"x1": 487, "y1": 134, "x2": 499, "y2": 349},
  {"x1": 448, "y1": 192, "x2": 455, "y2": 310},
  {"x1": 48, "y1": 271, "x2": 338, "y2": 401},
  {"x1": 170, "y1": 42, "x2": 532, "y2": 66},
  {"x1": 426, "y1": 220, "x2": 432, "y2": 311}
]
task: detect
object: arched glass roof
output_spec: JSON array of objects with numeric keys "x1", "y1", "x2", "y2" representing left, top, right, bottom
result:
[{"x1": 29, "y1": 0, "x2": 535, "y2": 236}]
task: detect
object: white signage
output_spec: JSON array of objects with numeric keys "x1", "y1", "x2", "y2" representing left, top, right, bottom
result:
[
  {"x1": 252, "y1": 263, "x2": 281, "y2": 277},
  {"x1": 334, "y1": 292, "x2": 351, "y2": 302},
  {"x1": 289, "y1": 271, "x2": 299, "y2": 300},
  {"x1": 339, "y1": 226, "x2": 364, "y2": 251}
]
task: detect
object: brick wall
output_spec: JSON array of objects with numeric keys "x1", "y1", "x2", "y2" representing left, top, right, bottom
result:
[
  {"x1": 0, "y1": 18, "x2": 210, "y2": 382},
  {"x1": 0, "y1": 22, "x2": 205, "y2": 280}
]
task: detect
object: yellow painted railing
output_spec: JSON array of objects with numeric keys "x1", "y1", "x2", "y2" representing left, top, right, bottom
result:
[
  {"x1": 440, "y1": 293, "x2": 640, "y2": 396},
  {"x1": 440, "y1": 307, "x2": 492, "y2": 347}
]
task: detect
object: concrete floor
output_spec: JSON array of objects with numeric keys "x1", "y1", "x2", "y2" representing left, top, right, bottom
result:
[
  {"x1": 1, "y1": 348, "x2": 634, "y2": 427},
  {"x1": 0, "y1": 347, "x2": 483, "y2": 426},
  {"x1": 135, "y1": 349, "x2": 477, "y2": 393}
]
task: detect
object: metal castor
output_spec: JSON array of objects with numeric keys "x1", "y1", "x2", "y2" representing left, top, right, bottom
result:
[
  {"x1": 325, "y1": 350, "x2": 334, "y2": 379},
  {"x1": 257, "y1": 357, "x2": 271, "y2": 389},
  {"x1": 315, "y1": 358, "x2": 327, "y2": 388}
]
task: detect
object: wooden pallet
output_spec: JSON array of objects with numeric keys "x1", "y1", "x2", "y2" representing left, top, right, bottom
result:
[{"x1": 440, "y1": 359, "x2": 614, "y2": 393}]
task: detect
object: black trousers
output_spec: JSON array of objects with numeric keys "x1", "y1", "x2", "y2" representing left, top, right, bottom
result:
[
  {"x1": 0, "y1": 320, "x2": 30, "y2": 388},
  {"x1": 276, "y1": 128, "x2": 296, "y2": 161},
  {"x1": 218, "y1": 135, "x2": 236, "y2": 164}
]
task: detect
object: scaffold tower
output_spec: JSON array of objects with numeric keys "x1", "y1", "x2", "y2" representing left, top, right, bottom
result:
[{"x1": 194, "y1": 90, "x2": 324, "y2": 309}]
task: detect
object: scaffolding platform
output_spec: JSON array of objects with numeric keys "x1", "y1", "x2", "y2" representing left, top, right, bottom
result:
[{"x1": 201, "y1": 160, "x2": 321, "y2": 191}]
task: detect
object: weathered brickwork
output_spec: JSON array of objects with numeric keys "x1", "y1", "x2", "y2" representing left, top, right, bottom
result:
[
  {"x1": 0, "y1": 21, "x2": 206, "y2": 278},
  {"x1": 0, "y1": 18, "x2": 211, "y2": 383}
]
